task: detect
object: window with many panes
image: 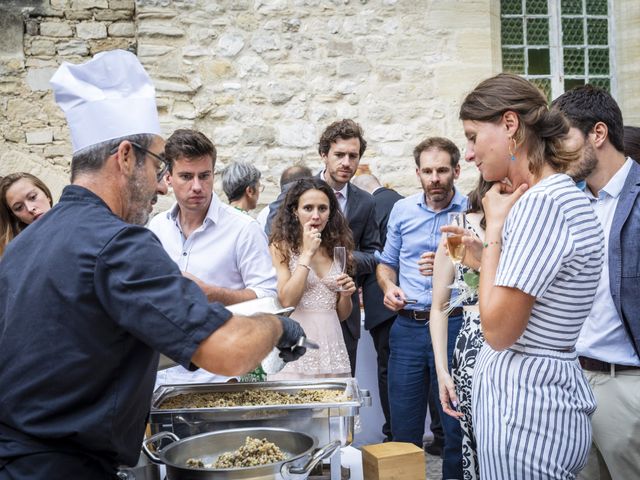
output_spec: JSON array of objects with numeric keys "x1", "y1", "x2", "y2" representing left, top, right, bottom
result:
[{"x1": 501, "y1": 0, "x2": 613, "y2": 101}]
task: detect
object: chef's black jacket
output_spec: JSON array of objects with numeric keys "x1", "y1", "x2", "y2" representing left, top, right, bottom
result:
[{"x1": 0, "y1": 186, "x2": 230, "y2": 476}]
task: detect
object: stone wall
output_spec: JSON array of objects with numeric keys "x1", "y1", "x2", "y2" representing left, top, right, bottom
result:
[
  {"x1": 614, "y1": 0, "x2": 640, "y2": 126},
  {"x1": 0, "y1": 0, "x2": 137, "y2": 197},
  {"x1": 135, "y1": 0, "x2": 498, "y2": 208},
  {"x1": 1, "y1": 0, "x2": 637, "y2": 212}
]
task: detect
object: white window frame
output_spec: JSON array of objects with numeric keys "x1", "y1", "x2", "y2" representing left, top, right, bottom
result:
[{"x1": 501, "y1": 0, "x2": 616, "y2": 99}]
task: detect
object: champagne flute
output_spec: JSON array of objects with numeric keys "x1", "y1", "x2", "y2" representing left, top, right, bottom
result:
[
  {"x1": 446, "y1": 212, "x2": 467, "y2": 289},
  {"x1": 333, "y1": 246, "x2": 347, "y2": 291}
]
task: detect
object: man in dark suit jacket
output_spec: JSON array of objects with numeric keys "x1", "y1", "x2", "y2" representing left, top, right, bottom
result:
[
  {"x1": 352, "y1": 173, "x2": 403, "y2": 441},
  {"x1": 315, "y1": 120, "x2": 381, "y2": 376},
  {"x1": 553, "y1": 85, "x2": 640, "y2": 479},
  {"x1": 265, "y1": 120, "x2": 381, "y2": 375}
]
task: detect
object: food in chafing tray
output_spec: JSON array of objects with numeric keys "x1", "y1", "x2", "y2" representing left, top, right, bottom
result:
[
  {"x1": 159, "y1": 388, "x2": 347, "y2": 409},
  {"x1": 185, "y1": 436, "x2": 286, "y2": 469}
]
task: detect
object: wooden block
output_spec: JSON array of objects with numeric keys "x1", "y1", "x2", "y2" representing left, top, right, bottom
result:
[{"x1": 362, "y1": 442, "x2": 426, "y2": 480}]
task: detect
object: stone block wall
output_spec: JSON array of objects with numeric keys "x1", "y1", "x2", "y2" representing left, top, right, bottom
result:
[
  {"x1": 1, "y1": 0, "x2": 497, "y2": 206},
  {"x1": 0, "y1": 0, "x2": 136, "y2": 197},
  {"x1": 2, "y1": 0, "x2": 637, "y2": 211},
  {"x1": 134, "y1": 0, "x2": 498, "y2": 206}
]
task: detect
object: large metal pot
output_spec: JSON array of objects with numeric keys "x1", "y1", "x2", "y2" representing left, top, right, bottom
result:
[
  {"x1": 142, "y1": 428, "x2": 340, "y2": 480},
  {"x1": 117, "y1": 452, "x2": 161, "y2": 480}
]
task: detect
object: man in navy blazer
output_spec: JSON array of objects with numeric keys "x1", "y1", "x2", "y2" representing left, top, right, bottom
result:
[
  {"x1": 265, "y1": 120, "x2": 381, "y2": 375},
  {"x1": 553, "y1": 85, "x2": 640, "y2": 480},
  {"x1": 316, "y1": 120, "x2": 381, "y2": 375}
]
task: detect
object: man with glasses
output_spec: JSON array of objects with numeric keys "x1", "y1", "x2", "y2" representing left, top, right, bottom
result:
[
  {"x1": 0, "y1": 50, "x2": 305, "y2": 479},
  {"x1": 113, "y1": 141, "x2": 169, "y2": 210},
  {"x1": 118, "y1": 141, "x2": 169, "y2": 180},
  {"x1": 149, "y1": 129, "x2": 278, "y2": 386}
]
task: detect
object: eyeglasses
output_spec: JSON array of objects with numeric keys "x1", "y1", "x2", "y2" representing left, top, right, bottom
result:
[
  {"x1": 110, "y1": 142, "x2": 169, "y2": 182},
  {"x1": 257, "y1": 183, "x2": 265, "y2": 193}
]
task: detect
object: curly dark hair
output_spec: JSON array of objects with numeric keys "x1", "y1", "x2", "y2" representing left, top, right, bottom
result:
[
  {"x1": 269, "y1": 178, "x2": 355, "y2": 274},
  {"x1": 318, "y1": 119, "x2": 367, "y2": 159}
]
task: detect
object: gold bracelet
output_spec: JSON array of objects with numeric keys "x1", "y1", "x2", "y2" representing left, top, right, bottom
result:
[
  {"x1": 298, "y1": 263, "x2": 311, "y2": 271},
  {"x1": 482, "y1": 241, "x2": 501, "y2": 249}
]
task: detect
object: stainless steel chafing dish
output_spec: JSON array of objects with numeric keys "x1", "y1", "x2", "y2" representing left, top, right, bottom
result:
[{"x1": 148, "y1": 378, "x2": 370, "y2": 447}]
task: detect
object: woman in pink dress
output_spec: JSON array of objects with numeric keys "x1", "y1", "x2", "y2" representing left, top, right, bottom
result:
[{"x1": 269, "y1": 178, "x2": 356, "y2": 380}]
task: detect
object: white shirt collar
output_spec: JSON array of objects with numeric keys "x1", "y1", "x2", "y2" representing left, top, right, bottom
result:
[
  {"x1": 321, "y1": 169, "x2": 349, "y2": 200},
  {"x1": 167, "y1": 193, "x2": 221, "y2": 227},
  {"x1": 585, "y1": 157, "x2": 633, "y2": 200}
]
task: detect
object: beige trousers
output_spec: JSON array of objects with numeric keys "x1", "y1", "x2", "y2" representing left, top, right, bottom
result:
[{"x1": 579, "y1": 368, "x2": 640, "y2": 480}]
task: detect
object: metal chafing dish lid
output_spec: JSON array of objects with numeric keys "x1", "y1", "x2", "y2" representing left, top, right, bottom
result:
[{"x1": 151, "y1": 379, "x2": 363, "y2": 412}]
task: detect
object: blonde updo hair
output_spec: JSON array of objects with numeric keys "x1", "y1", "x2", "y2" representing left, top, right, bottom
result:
[{"x1": 460, "y1": 73, "x2": 578, "y2": 177}]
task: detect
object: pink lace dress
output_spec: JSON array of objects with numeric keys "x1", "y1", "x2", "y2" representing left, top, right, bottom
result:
[{"x1": 268, "y1": 254, "x2": 351, "y2": 380}]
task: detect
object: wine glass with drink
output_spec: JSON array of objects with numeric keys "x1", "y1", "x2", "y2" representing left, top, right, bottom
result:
[
  {"x1": 333, "y1": 246, "x2": 347, "y2": 291},
  {"x1": 446, "y1": 212, "x2": 467, "y2": 289}
]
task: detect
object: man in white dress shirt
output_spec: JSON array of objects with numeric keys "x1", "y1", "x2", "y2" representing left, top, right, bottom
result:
[
  {"x1": 149, "y1": 129, "x2": 277, "y2": 384},
  {"x1": 553, "y1": 85, "x2": 640, "y2": 480}
]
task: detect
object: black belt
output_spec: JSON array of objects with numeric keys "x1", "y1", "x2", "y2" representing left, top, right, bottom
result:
[
  {"x1": 578, "y1": 356, "x2": 640, "y2": 373},
  {"x1": 399, "y1": 307, "x2": 463, "y2": 321}
]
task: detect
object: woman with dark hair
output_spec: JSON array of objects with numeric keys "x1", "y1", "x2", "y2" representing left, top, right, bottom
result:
[
  {"x1": 459, "y1": 73, "x2": 604, "y2": 478},
  {"x1": 0, "y1": 172, "x2": 53, "y2": 256},
  {"x1": 269, "y1": 178, "x2": 356, "y2": 379},
  {"x1": 430, "y1": 176, "x2": 492, "y2": 480}
]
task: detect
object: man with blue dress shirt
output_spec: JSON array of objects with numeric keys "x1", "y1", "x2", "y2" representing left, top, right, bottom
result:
[
  {"x1": 0, "y1": 50, "x2": 305, "y2": 479},
  {"x1": 377, "y1": 137, "x2": 466, "y2": 479},
  {"x1": 553, "y1": 85, "x2": 640, "y2": 480}
]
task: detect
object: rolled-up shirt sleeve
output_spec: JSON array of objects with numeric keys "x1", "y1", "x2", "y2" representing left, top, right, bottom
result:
[
  {"x1": 378, "y1": 203, "x2": 402, "y2": 269},
  {"x1": 236, "y1": 220, "x2": 278, "y2": 299},
  {"x1": 94, "y1": 226, "x2": 231, "y2": 369}
]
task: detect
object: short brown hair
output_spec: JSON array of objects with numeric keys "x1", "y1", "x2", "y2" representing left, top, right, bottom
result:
[
  {"x1": 165, "y1": 129, "x2": 217, "y2": 172},
  {"x1": 318, "y1": 119, "x2": 367, "y2": 158},
  {"x1": 413, "y1": 137, "x2": 460, "y2": 168}
]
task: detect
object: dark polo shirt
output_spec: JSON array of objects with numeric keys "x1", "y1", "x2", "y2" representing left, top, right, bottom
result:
[{"x1": 0, "y1": 185, "x2": 230, "y2": 475}]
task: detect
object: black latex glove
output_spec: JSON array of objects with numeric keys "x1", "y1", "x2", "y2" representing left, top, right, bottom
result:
[{"x1": 277, "y1": 316, "x2": 307, "y2": 363}]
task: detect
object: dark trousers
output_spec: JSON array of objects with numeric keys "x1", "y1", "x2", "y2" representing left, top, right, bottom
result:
[
  {"x1": 340, "y1": 320, "x2": 358, "y2": 377},
  {"x1": 388, "y1": 314, "x2": 464, "y2": 479},
  {"x1": 428, "y1": 386, "x2": 445, "y2": 445},
  {"x1": 0, "y1": 452, "x2": 116, "y2": 479},
  {"x1": 369, "y1": 315, "x2": 396, "y2": 440}
]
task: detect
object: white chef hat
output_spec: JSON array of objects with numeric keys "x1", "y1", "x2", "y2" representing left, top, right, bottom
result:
[{"x1": 50, "y1": 49, "x2": 161, "y2": 153}]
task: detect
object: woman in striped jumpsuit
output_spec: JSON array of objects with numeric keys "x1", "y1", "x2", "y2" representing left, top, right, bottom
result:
[{"x1": 458, "y1": 73, "x2": 604, "y2": 479}]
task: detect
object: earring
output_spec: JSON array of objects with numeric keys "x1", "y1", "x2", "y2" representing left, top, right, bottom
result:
[{"x1": 508, "y1": 137, "x2": 517, "y2": 162}]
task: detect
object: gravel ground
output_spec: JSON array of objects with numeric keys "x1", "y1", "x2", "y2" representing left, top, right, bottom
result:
[{"x1": 425, "y1": 450, "x2": 444, "y2": 479}]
